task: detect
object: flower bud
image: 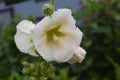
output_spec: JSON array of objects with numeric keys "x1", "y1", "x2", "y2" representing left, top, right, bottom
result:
[
  {"x1": 22, "y1": 61, "x2": 29, "y2": 67},
  {"x1": 42, "y1": 4, "x2": 54, "y2": 16},
  {"x1": 45, "y1": 63, "x2": 55, "y2": 78},
  {"x1": 22, "y1": 68, "x2": 31, "y2": 74},
  {"x1": 22, "y1": 61, "x2": 35, "y2": 74},
  {"x1": 68, "y1": 47, "x2": 86, "y2": 64}
]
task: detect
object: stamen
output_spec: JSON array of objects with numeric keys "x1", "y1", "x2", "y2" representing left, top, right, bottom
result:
[{"x1": 46, "y1": 25, "x2": 66, "y2": 44}]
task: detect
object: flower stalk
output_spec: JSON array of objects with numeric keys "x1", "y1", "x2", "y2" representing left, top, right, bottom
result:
[
  {"x1": 22, "y1": 59, "x2": 55, "y2": 80},
  {"x1": 51, "y1": 0, "x2": 55, "y2": 6}
]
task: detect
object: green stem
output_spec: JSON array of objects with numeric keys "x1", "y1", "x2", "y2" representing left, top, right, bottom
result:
[{"x1": 51, "y1": 0, "x2": 55, "y2": 5}]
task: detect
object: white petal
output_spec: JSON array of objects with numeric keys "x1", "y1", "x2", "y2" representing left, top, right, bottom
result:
[
  {"x1": 32, "y1": 36, "x2": 54, "y2": 61},
  {"x1": 31, "y1": 32, "x2": 75, "y2": 62},
  {"x1": 52, "y1": 27, "x2": 83, "y2": 62},
  {"x1": 14, "y1": 20, "x2": 38, "y2": 57},
  {"x1": 68, "y1": 47, "x2": 87, "y2": 64},
  {"x1": 62, "y1": 27, "x2": 83, "y2": 47},
  {"x1": 53, "y1": 40, "x2": 76, "y2": 62},
  {"x1": 17, "y1": 20, "x2": 35, "y2": 34},
  {"x1": 51, "y1": 8, "x2": 76, "y2": 27}
]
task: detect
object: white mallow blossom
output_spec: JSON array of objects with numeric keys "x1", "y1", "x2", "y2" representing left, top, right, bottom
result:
[
  {"x1": 14, "y1": 8, "x2": 86, "y2": 63},
  {"x1": 14, "y1": 20, "x2": 38, "y2": 57},
  {"x1": 31, "y1": 8, "x2": 84, "y2": 62},
  {"x1": 68, "y1": 47, "x2": 87, "y2": 64}
]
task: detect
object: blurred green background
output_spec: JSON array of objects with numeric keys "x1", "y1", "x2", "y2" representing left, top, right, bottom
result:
[{"x1": 0, "y1": 0, "x2": 120, "y2": 80}]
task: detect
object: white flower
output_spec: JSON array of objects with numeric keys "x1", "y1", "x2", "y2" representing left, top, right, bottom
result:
[
  {"x1": 31, "y1": 9, "x2": 83, "y2": 62},
  {"x1": 14, "y1": 20, "x2": 38, "y2": 57},
  {"x1": 68, "y1": 47, "x2": 86, "y2": 64}
]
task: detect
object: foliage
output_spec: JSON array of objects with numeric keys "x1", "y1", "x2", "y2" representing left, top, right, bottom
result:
[
  {"x1": 52, "y1": 68, "x2": 77, "y2": 80},
  {"x1": 72, "y1": 0, "x2": 120, "y2": 80},
  {"x1": 0, "y1": 15, "x2": 38, "y2": 80}
]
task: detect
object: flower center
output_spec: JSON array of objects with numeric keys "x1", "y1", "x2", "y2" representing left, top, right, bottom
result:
[{"x1": 46, "y1": 25, "x2": 66, "y2": 44}]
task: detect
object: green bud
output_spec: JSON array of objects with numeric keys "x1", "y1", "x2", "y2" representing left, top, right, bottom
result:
[
  {"x1": 42, "y1": 4, "x2": 54, "y2": 16},
  {"x1": 39, "y1": 61, "x2": 46, "y2": 70},
  {"x1": 22, "y1": 61, "x2": 29, "y2": 67},
  {"x1": 22, "y1": 61, "x2": 36, "y2": 74},
  {"x1": 30, "y1": 64, "x2": 35, "y2": 71},
  {"x1": 46, "y1": 65, "x2": 55, "y2": 78},
  {"x1": 22, "y1": 68, "x2": 31, "y2": 74}
]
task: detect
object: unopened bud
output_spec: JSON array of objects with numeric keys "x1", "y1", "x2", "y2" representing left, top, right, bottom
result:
[
  {"x1": 42, "y1": 4, "x2": 54, "y2": 16},
  {"x1": 22, "y1": 61, "x2": 29, "y2": 67},
  {"x1": 22, "y1": 61, "x2": 35, "y2": 74},
  {"x1": 68, "y1": 47, "x2": 87, "y2": 64},
  {"x1": 22, "y1": 68, "x2": 31, "y2": 74}
]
